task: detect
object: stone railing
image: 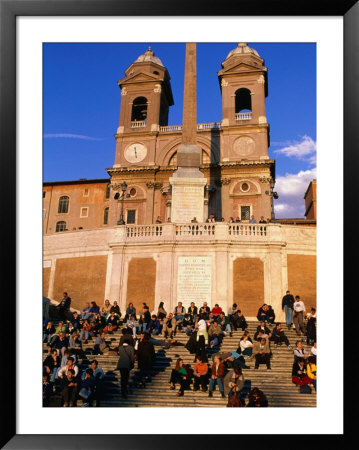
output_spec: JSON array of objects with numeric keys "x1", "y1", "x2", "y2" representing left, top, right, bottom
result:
[
  {"x1": 235, "y1": 112, "x2": 252, "y2": 121},
  {"x1": 130, "y1": 121, "x2": 146, "y2": 128},
  {"x1": 126, "y1": 225, "x2": 163, "y2": 238},
  {"x1": 159, "y1": 122, "x2": 221, "y2": 133},
  {"x1": 117, "y1": 222, "x2": 281, "y2": 244},
  {"x1": 228, "y1": 223, "x2": 267, "y2": 237}
]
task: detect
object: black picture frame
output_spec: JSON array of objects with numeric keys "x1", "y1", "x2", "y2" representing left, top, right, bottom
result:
[{"x1": 1, "y1": 0, "x2": 356, "y2": 448}]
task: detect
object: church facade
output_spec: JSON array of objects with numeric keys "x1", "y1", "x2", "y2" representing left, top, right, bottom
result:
[{"x1": 43, "y1": 44, "x2": 316, "y2": 319}]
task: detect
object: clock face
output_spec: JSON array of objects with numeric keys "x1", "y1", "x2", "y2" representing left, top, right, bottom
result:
[
  {"x1": 233, "y1": 136, "x2": 255, "y2": 157},
  {"x1": 124, "y1": 143, "x2": 147, "y2": 163}
]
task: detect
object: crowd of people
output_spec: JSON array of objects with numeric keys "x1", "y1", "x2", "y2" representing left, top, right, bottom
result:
[
  {"x1": 43, "y1": 290, "x2": 317, "y2": 407},
  {"x1": 155, "y1": 214, "x2": 271, "y2": 224}
]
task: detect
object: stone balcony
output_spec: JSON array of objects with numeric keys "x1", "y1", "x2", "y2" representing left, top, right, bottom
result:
[{"x1": 43, "y1": 222, "x2": 316, "y2": 255}]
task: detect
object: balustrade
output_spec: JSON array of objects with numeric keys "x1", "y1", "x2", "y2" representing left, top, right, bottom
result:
[{"x1": 235, "y1": 112, "x2": 252, "y2": 120}]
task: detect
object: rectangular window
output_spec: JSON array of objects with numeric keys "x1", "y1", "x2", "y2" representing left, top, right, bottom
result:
[
  {"x1": 43, "y1": 191, "x2": 46, "y2": 198},
  {"x1": 241, "y1": 206, "x2": 250, "y2": 221},
  {"x1": 83, "y1": 188, "x2": 89, "y2": 197},
  {"x1": 127, "y1": 210, "x2": 136, "y2": 224},
  {"x1": 80, "y1": 207, "x2": 89, "y2": 218},
  {"x1": 105, "y1": 184, "x2": 110, "y2": 199}
]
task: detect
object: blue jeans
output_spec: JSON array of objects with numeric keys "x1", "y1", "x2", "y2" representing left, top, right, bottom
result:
[
  {"x1": 209, "y1": 377, "x2": 224, "y2": 393},
  {"x1": 258, "y1": 314, "x2": 274, "y2": 324},
  {"x1": 174, "y1": 315, "x2": 184, "y2": 322},
  {"x1": 242, "y1": 347, "x2": 253, "y2": 357},
  {"x1": 43, "y1": 333, "x2": 52, "y2": 343},
  {"x1": 210, "y1": 336, "x2": 219, "y2": 347},
  {"x1": 284, "y1": 305, "x2": 293, "y2": 326},
  {"x1": 80, "y1": 330, "x2": 92, "y2": 340},
  {"x1": 138, "y1": 323, "x2": 147, "y2": 333}
]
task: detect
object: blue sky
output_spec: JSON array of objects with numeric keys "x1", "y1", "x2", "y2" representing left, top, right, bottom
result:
[{"x1": 43, "y1": 43, "x2": 316, "y2": 218}]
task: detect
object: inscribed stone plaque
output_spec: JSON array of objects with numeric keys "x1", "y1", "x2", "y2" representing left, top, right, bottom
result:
[
  {"x1": 170, "y1": 177, "x2": 206, "y2": 223},
  {"x1": 177, "y1": 256, "x2": 211, "y2": 307}
]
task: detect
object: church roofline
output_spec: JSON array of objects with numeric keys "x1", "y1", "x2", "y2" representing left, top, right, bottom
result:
[{"x1": 43, "y1": 178, "x2": 110, "y2": 186}]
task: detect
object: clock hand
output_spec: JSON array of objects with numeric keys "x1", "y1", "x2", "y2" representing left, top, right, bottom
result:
[{"x1": 134, "y1": 146, "x2": 137, "y2": 158}]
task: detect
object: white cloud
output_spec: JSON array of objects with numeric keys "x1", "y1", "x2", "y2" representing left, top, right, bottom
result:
[
  {"x1": 274, "y1": 135, "x2": 316, "y2": 165},
  {"x1": 274, "y1": 168, "x2": 317, "y2": 218},
  {"x1": 44, "y1": 133, "x2": 103, "y2": 141}
]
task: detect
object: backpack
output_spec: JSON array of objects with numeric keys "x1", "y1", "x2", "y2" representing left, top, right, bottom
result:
[{"x1": 300, "y1": 384, "x2": 312, "y2": 394}]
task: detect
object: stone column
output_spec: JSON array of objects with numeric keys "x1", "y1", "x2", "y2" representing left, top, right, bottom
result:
[
  {"x1": 47, "y1": 258, "x2": 57, "y2": 301},
  {"x1": 265, "y1": 248, "x2": 285, "y2": 322},
  {"x1": 154, "y1": 247, "x2": 175, "y2": 312},
  {"x1": 108, "y1": 246, "x2": 126, "y2": 306},
  {"x1": 214, "y1": 247, "x2": 229, "y2": 310}
]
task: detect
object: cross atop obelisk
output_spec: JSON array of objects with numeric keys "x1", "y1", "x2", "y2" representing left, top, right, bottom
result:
[
  {"x1": 170, "y1": 42, "x2": 207, "y2": 223},
  {"x1": 177, "y1": 43, "x2": 201, "y2": 168}
]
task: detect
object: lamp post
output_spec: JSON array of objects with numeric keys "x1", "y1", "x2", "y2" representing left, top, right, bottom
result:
[
  {"x1": 114, "y1": 181, "x2": 128, "y2": 225},
  {"x1": 265, "y1": 178, "x2": 279, "y2": 223}
]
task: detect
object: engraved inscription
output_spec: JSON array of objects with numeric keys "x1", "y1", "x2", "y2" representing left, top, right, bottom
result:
[{"x1": 177, "y1": 257, "x2": 212, "y2": 307}]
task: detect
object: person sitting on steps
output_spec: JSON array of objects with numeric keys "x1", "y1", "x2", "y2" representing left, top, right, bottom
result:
[
  {"x1": 193, "y1": 356, "x2": 209, "y2": 392},
  {"x1": 253, "y1": 337, "x2": 271, "y2": 370}
]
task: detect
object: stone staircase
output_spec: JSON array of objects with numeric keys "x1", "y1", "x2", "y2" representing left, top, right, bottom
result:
[{"x1": 43, "y1": 319, "x2": 316, "y2": 407}]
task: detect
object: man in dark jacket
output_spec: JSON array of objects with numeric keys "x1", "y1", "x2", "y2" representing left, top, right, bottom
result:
[
  {"x1": 254, "y1": 321, "x2": 272, "y2": 341},
  {"x1": 137, "y1": 332, "x2": 155, "y2": 386},
  {"x1": 272, "y1": 323, "x2": 292, "y2": 349},
  {"x1": 282, "y1": 290, "x2": 295, "y2": 329},
  {"x1": 147, "y1": 315, "x2": 161, "y2": 335},
  {"x1": 116, "y1": 339, "x2": 135, "y2": 398},
  {"x1": 231, "y1": 310, "x2": 248, "y2": 331},
  {"x1": 256, "y1": 304, "x2": 275, "y2": 324},
  {"x1": 58, "y1": 292, "x2": 71, "y2": 321}
]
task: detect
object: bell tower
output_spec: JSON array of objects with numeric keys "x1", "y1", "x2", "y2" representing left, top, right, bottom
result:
[
  {"x1": 217, "y1": 43, "x2": 274, "y2": 222},
  {"x1": 218, "y1": 43, "x2": 270, "y2": 162},
  {"x1": 114, "y1": 47, "x2": 174, "y2": 167}
]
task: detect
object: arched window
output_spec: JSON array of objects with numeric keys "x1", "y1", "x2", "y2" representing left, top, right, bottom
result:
[
  {"x1": 56, "y1": 221, "x2": 66, "y2": 232},
  {"x1": 105, "y1": 184, "x2": 110, "y2": 199},
  {"x1": 168, "y1": 152, "x2": 177, "y2": 166},
  {"x1": 235, "y1": 88, "x2": 252, "y2": 113},
  {"x1": 103, "y1": 207, "x2": 109, "y2": 225},
  {"x1": 58, "y1": 196, "x2": 69, "y2": 213},
  {"x1": 131, "y1": 97, "x2": 148, "y2": 121}
]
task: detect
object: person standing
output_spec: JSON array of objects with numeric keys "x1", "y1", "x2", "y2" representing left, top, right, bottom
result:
[
  {"x1": 58, "y1": 292, "x2": 71, "y2": 321},
  {"x1": 208, "y1": 355, "x2": 225, "y2": 398},
  {"x1": 116, "y1": 338, "x2": 135, "y2": 399},
  {"x1": 282, "y1": 290, "x2": 295, "y2": 329},
  {"x1": 137, "y1": 332, "x2": 155, "y2": 386},
  {"x1": 293, "y1": 295, "x2": 306, "y2": 336}
]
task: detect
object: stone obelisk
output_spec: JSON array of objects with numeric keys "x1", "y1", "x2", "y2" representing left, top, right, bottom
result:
[{"x1": 170, "y1": 43, "x2": 207, "y2": 223}]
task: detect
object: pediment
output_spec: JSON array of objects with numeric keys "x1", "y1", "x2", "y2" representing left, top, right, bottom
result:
[
  {"x1": 118, "y1": 71, "x2": 163, "y2": 85},
  {"x1": 220, "y1": 62, "x2": 262, "y2": 75}
]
